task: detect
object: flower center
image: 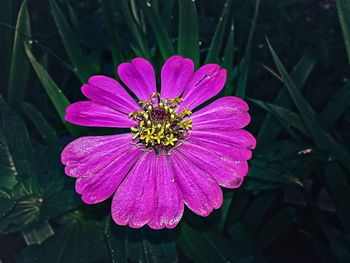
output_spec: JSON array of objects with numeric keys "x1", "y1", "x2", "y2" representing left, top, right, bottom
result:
[{"x1": 129, "y1": 92, "x2": 192, "y2": 155}]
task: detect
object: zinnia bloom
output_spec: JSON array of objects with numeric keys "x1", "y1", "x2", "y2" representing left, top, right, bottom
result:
[{"x1": 61, "y1": 55, "x2": 256, "y2": 229}]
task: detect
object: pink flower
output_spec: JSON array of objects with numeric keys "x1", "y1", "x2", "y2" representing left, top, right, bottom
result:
[{"x1": 61, "y1": 55, "x2": 256, "y2": 229}]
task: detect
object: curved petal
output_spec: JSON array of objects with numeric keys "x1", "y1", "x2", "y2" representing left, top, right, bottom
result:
[
  {"x1": 118, "y1": 58, "x2": 156, "y2": 101},
  {"x1": 191, "y1": 97, "x2": 250, "y2": 130},
  {"x1": 179, "y1": 64, "x2": 226, "y2": 111},
  {"x1": 160, "y1": 55, "x2": 194, "y2": 99},
  {"x1": 61, "y1": 133, "x2": 133, "y2": 178},
  {"x1": 147, "y1": 155, "x2": 184, "y2": 229},
  {"x1": 171, "y1": 150, "x2": 223, "y2": 216},
  {"x1": 112, "y1": 152, "x2": 158, "y2": 228},
  {"x1": 65, "y1": 101, "x2": 133, "y2": 128},
  {"x1": 76, "y1": 145, "x2": 142, "y2": 204},
  {"x1": 82, "y1": 75, "x2": 140, "y2": 114},
  {"x1": 178, "y1": 140, "x2": 249, "y2": 188},
  {"x1": 190, "y1": 129, "x2": 256, "y2": 160}
]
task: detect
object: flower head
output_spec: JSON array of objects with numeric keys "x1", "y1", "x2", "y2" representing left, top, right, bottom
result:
[{"x1": 61, "y1": 55, "x2": 256, "y2": 229}]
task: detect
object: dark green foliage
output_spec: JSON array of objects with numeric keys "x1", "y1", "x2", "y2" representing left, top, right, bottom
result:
[{"x1": 0, "y1": 0, "x2": 349, "y2": 262}]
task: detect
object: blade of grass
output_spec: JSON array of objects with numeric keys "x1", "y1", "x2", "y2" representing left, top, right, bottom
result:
[
  {"x1": 222, "y1": 22, "x2": 235, "y2": 95},
  {"x1": 335, "y1": 0, "x2": 350, "y2": 65},
  {"x1": 324, "y1": 163, "x2": 350, "y2": 233},
  {"x1": 25, "y1": 45, "x2": 81, "y2": 137},
  {"x1": 267, "y1": 39, "x2": 350, "y2": 171},
  {"x1": 142, "y1": 0, "x2": 175, "y2": 61},
  {"x1": 102, "y1": 0, "x2": 124, "y2": 76},
  {"x1": 250, "y1": 99, "x2": 308, "y2": 136},
  {"x1": 317, "y1": 218, "x2": 350, "y2": 262},
  {"x1": 255, "y1": 207, "x2": 297, "y2": 250},
  {"x1": 178, "y1": 0, "x2": 199, "y2": 67},
  {"x1": 267, "y1": 39, "x2": 324, "y2": 144},
  {"x1": 319, "y1": 81, "x2": 350, "y2": 129},
  {"x1": 23, "y1": 103, "x2": 60, "y2": 145},
  {"x1": 0, "y1": 0, "x2": 14, "y2": 98},
  {"x1": 235, "y1": 0, "x2": 260, "y2": 98},
  {"x1": 257, "y1": 51, "x2": 317, "y2": 144},
  {"x1": 242, "y1": 193, "x2": 276, "y2": 235},
  {"x1": 118, "y1": 0, "x2": 150, "y2": 60},
  {"x1": 49, "y1": 0, "x2": 94, "y2": 82},
  {"x1": 7, "y1": 0, "x2": 31, "y2": 112},
  {"x1": 205, "y1": 0, "x2": 232, "y2": 64},
  {"x1": 161, "y1": 0, "x2": 175, "y2": 32}
]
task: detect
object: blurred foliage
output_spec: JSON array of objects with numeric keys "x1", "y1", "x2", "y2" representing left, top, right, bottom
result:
[{"x1": 0, "y1": 0, "x2": 350, "y2": 262}]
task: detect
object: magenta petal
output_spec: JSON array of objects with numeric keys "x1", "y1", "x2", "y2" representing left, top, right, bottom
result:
[
  {"x1": 190, "y1": 129, "x2": 256, "y2": 160},
  {"x1": 76, "y1": 145, "x2": 142, "y2": 204},
  {"x1": 179, "y1": 64, "x2": 226, "y2": 111},
  {"x1": 61, "y1": 133, "x2": 133, "y2": 178},
  {"x1": 112, "y1": 152, "x2": 158, "y2": 228},
  {"x1": 171, "y1": 150, "x2": 223, "y2": 216},
  {"x1": 178, "y1": 141, "x2": 249, "y2": 188},
  {"x1": 82, "y1": 75, "x2": 140, "y2": 114},
  {"x1": 147, "y1": 156, "x2": 184, "y2": 229},
  {"x1": 160, "y1": 55, "x2": 194, "y2": 99},
  {"x1": 191, "y1": 97, "x2": 251, "y2": 130},
  {"x1": 118, "y1": 58, "x2": 156, "y2": 101},
  {"x1": 65, "y1": 101, "x2": 133, "y2": 128}
]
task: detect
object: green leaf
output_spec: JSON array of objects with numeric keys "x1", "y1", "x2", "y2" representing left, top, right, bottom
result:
[
  {"x1": 323, "y1": 163, "x2": 350, "y2": 233},
  {"x1": 319, "y1": 81, "x2": 350, "y2": 129},
  {"x1": 102, "y1": 0, "x2": 124, "y2": 75},
  {"x1": 23, "y1": 103, "x2": 60, "y2": 145},
  {"x1": 255, "y1": 207, "x2": 297, "y2": 250},
  {"x1": 49, "y1": 0, "x2": 94, "y2": 82},
  {"x1": 177, "y1": 221, "x2": 236, "y2": 263},
  {"x1": 18, "y1": 217, "x2": 110, "y2": 263},
  {"x1": 335, "y1": 0, "x2": 350, "y2": 65},
  {"x1": 0, "y1": 96, "x2": 34, "y2": 185},
  {"x1": 7, "y1": 0, "x2": 31, "y2": 112},
  {"x1": 178, "y1": 0, "x2": 199, "y2": 67},
  {"x1": 127, "y1": 228, "x2": 177, "y2": 263},
  {"x1": 257, "y1": 51, "x2": 317, "y2": 144},
  {"x1": 24, "y1": 45, "x2": 81, "y2": 137},
  {"x1": 205, "y1": 0, "x2": 232, "y2": 64},
  {"x1": 104, "y1": 217, "x2": 127, "y2": 263},
  {"x1": 222, "y1": 22, "x2": 235, "y2": 96},
  {"x1": 142, "y1": 0, "x2": 175, "y2": 61},
  {"x1": 22, "y1": 220, "x2": 54, "y2": 245},
  {"x1": 235, "y1": 0, "x2": 260, "y2": 98},
  {"x1": 0, "y1": 194, "x2": 42, "y2": 234}
]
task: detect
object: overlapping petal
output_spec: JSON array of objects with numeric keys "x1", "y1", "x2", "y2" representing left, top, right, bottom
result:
[
  {"x1": 161, "y1": 55, "x2": 194, "y2": 99},
  {"x1": 65, "y1": 101, "x2": 134, "y2": 128},
  {"x1": 171, "y1": 150, "x2": 223, "y2": 216},
  {"x1": 112, "y1": 152, "x2": 158, "y2": 228},
  {"x1": 179, "y1": 64, "x2": 226, "y2": 111},
  {"x1": 191, "y1": 97, "x2": 251, "y2": 131},
  {"x1": 62, "y1": 133, "x2": 133, "y2": 177},
  {"x1": 61, "y1": 134, "x2": 142, "y2": 204},
  {"x1": 82, "y1": 75, "x2": 140, "y2": 114},
  {"x1": 118, "y1": 58, "x2": 157, "y2": 101},
  {"x1": 178, "y1": 141, "x2": 248, "y2": 188},
  {"x1": 147, "y1": 155, "x2": 184, "y2": 229}
]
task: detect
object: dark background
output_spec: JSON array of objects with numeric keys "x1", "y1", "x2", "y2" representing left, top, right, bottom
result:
[{"x1": 0, "y1": 0, "x2": 349, "y2": 262}]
